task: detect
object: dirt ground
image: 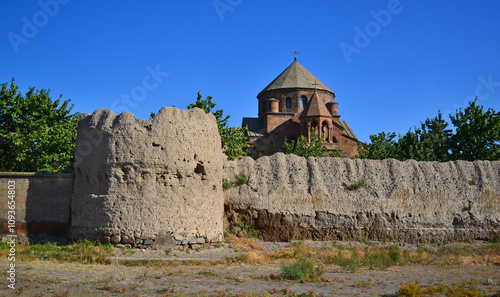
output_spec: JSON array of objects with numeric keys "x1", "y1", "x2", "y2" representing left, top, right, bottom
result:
[{"x1": 0, "y1": 240, "x2": 499, "y2": 296}]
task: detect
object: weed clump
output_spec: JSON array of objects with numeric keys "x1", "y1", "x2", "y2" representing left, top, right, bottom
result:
[
  {"x1": 347, "y1": 177, "x2": 365, "y2": 190},
  {"x1": 336, "y1": 248, "x2": 360, "y2": 272},
  {"x1": 468, "y1": 179, "x2": 477, "y2": 186},
  {"x1": 280, "y1": 258, "x2": 324, "y2": 281},
  {"x1": 222, "y1": 177, "x2": 234, "y2": 191},
  {"x1": 234, "y1": 219, "x2": 258, "y2": 238},
  {"x1": 396, "y1": 281, "x2": 489, "y2": 297},
  {"x1": 235, "y1": 171, "x2": 248, "y2": 185},
  {"x1": 397, "y1": 281, "x2": 423, "y2": 296}
]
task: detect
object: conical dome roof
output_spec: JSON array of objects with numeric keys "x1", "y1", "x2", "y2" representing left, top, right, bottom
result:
[
  {"x1": 259, "y1": 60, "x2": 333, "y2": 94},
  {"x1": 299, "y1": 89, "x2": 332, "y2": 119}
]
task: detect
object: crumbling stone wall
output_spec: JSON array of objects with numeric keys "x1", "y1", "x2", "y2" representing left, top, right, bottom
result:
[
  {"x1": 70, "y1": 106, "x2": 499, "y2": 247},
  {"x1": 71, "y1": 107, "x2": 225, "y2": 247},
  {"x1": 224, "y1": 153, "x2": 500, "y2": 244}
]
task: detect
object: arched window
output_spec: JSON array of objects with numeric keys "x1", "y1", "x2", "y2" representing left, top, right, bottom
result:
[
  {"x1": 286, "y1": 97, "x2": 291, "y2": 109},
  {"x1": 310, "y1": 121, "x2": 319, "y2": 137},
  {"x1": 300, "y1": 96, "x2": 307, "y2": 108},
  {"x1": 321, "y1": 121, "x2": 329, "y2": 141}
]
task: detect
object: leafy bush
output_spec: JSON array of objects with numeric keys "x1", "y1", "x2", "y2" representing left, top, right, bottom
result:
[
  {"x1": 397, "y1": 281, "x2": 423, "y2": 297},
  {"x1": 282, "y1": 128, "x2": 328, "y2": 158},
  {"x1": 280, "y1": 258, "x2": 324, "y2": 281},
  {"x1": 335, "y1": 248, "x2": 360, "y2": 272},
  {"x1": 362, "y1": 245, "x2": 404, "y2": 268},
  {"x1": 388, "y1": 245, "x2": 402, "y2": 264}
]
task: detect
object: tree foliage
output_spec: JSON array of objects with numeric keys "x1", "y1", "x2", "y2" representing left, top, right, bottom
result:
[
  {"x1": 398, "y1": 112, "x2": 452, "y2": 162},
  {"x1": 358, "y1": 131, "x2": 399, "y2": 160},
  {"x1": 282, "y1": 128, "x2": 329, "y2": 158},
  {"x1": 449, "y1": 99, "x2": 499, "y2": 161},
  {"x1": 0, "y1": 79, "x2": 79, "y2": 172},
  {"x1": 360, "y1": 99, "x2": 499, "y2": 161},
  {"x1": 187, "y1": 91, "x2": 251, "y2": 160}
]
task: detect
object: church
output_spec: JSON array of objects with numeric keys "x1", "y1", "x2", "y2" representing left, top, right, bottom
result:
[{"x1": 243, "y1": 56, "x2": 359, "y2": 157}]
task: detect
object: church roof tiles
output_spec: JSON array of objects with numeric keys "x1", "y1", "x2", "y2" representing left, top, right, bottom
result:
[
  {"x1": 259, "y1": 60, "x2": 333, "y2": 94},
  {"x1": 299, "y1": 89, "x2": 332, "y2": 119}
]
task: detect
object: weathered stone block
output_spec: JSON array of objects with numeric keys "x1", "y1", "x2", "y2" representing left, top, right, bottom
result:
[
  {"x1": 121, "y1": 235, "x2": 134, "y2": 244},
  {"x1": 110, "y1": 235, "x2": 121, "y2": 244}
]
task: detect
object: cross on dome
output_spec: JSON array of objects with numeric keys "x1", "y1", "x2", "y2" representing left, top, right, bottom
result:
[{"x1": 292, "y1": 48, "x2": 300, "y2": 61}]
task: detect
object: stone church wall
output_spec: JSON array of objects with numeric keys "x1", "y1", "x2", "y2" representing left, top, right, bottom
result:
[
  {"x1": 224, "y1": 153, "x2": 500, "y2": 243},
  {"x1": 70, "y1": 107, "x2": 225, "y2": 247}
]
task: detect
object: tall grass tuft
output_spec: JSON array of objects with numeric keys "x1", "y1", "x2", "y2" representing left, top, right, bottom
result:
[
  {"x1": 347, "y1": 177, "x2": 365, "y2": 190},
  {"x1": 336, "y1": 248, "x2": 360, "y2": 272},
  {"x1": 235, "y1": 171, "x2": 248, "y2": 185},
  {"x1": 280, "y1": 258, "x2": 324, "y2": 281}
]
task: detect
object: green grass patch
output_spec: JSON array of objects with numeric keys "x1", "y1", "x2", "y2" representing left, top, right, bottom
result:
[
  {"x1": 0, "y1": 240, "x2": 113, "y2": 264},
  {"x1": 197, "y1": 270, "x2": 218, "y2": 277},
  {"x1": 234, "y1": 219, "x2": 258, "y2": 238},
  {"x1": 235, "y1": 171, "x2": 248, "y2": 185},
  {"x1": 361, "y1": 245, "x2": 403, "y2": 269},
  {"x1": 222, "y1": 177, "x2": 234, "y2": 191},
  {"x1": 335, "y1": 247, "x2": 360, "y2": 272},
  {"x1": 347, "y1": 177, "x2": 365, "y2": 190},
  {"x1": 468, "y1": 179, "x2": 477, "y2": 186}
]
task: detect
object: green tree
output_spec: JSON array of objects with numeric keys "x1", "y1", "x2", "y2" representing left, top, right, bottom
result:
[
  {"x1": 358, "y1": 131, "x2": 399, "y2": 160},
  {"x1": 449, "y1": 98, "x2": 499, "y2": 161},
  {"x1": 0, "y1": 79, "x2": 79, "y2": 172},
  {"x1": 398, "y1": 112, "x2": 452, "y2": 162},
  {"x1": 360, "y1": 99, "x2": 498, "y2": 162},
  {"x1": 282, "y1": 128, "x2": 328, "y2": 158},
  {"x1": 187, "y1": 91, "x2": 251, "y2": 160}
]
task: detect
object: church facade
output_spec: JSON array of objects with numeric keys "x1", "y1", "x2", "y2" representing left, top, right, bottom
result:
[{"x1": 243, "y1": 58, "x2": 359, "y2": 157}]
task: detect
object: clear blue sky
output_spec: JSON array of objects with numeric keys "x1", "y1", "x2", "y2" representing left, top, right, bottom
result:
[{"x1": 1, "y1": 1, "x2": 499, "y2": 143}]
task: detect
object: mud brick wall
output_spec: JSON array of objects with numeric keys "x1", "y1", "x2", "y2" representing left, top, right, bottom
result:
[
  {"x1": 224, "y1": 153, "x2": 500, "y2": 244},
  {"x1": 3, "y1": 107, "x2": 498, "y2": 247},
  {"x1": 71, "y1": 107, "x2": 225, "y2": 248},
  {"x1": 0, "y1": 173, "x2": 72, "y2": 239}
]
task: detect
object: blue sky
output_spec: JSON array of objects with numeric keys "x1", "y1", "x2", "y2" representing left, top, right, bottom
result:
[{"x1": 1, "y1": 1, "x2": 499, "y2": 143}]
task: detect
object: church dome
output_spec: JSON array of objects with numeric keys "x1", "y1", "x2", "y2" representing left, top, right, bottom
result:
[{"x1": 259, "y1": 60, "x2": 333, "y2": 95}]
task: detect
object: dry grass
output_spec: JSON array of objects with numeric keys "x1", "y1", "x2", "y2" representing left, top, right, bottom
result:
[
  {"x1": 227, "y1": 234, "x2": 263, "y2": 251},
  {"x1": 242, "y1": 252, "x2": 266, "y2": 264}
]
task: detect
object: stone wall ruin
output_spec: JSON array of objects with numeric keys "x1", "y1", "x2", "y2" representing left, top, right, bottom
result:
[
  {"x1": 223, "y1": 153, "x2": 500, "y2": 244},
  {"x1": 70, "y1": 107, "x2": 225, "y2": 248},
  {"x1": 66, "y1": 107, "x2": 500, "y2": 247}
]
